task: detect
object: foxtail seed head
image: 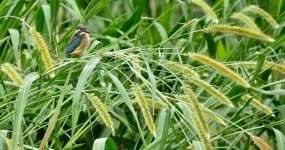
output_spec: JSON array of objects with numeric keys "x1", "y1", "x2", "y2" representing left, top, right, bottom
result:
[
  {"x1": 250, "y1": 134, "x2": 273, "y2": 150},
  {"x1": 30, "y1": 28, "x2": 55, "y2": 78},
  {"x1": 130, "y1": 56, "x2": 141, "y2": 76},
  {"x1": 87, "y1": 94, "x2": 114, "y2": 134},
  {"x1": 230, "y1": 61, "x2": 285, "y2": 75},
  {"x1": 133, "y1": 84, "x2": 156, "y2": 137},
  {"x1": 242, "y1": 94, "x2": 274, "y2": 117},
  {"x1": 189, "y1": 53, "x2": 251, "y2": 88},
  {"x1": 264, "y1": 61, "x2": 285, "y2": 75},
  {"x1": 1, "y1": 63, "x2": 22, "y2": 86},
  {"x1": 243, "y1": 5, "x2": 279, "y2": 29},
  {"x1": 206, "y1": 24, "x2": 275, "y2": 42},
  {"x1": 189, "y1": 76, "x2": 233, "y2": 107},
  {"x1": 161, "y1": 60, "x2": 199, "y2": 77},
  {"x1": 182, "y1": 86, "x2": 212, "y2": 150},
  {"x1": 175, "y1": 95, "x2": 227, "y2": 125},
  {"x1": 231, "y1": 12, "x2": 262, "y2": 32},
  {"x1": 192, "y1": 0, "x2": 218, "y2": 23}
]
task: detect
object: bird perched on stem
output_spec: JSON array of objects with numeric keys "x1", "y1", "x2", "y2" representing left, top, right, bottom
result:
[{"x1": 65, "y1": 25, "x2": 90, "y2": 58}]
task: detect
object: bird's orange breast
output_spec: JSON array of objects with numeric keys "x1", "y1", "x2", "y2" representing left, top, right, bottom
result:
[{"x1": 70, "y1": 34, "x2": 90, "y2": 57}]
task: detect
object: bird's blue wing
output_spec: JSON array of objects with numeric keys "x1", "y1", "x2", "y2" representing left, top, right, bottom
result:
[{"x1": 65, "y1": 34, "x2": 83, "y2": 54}]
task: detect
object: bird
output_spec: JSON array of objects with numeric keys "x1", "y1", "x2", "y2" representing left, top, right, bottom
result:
[{"x1": 65, "y1": 25, "x2": 90, "y2": 58}]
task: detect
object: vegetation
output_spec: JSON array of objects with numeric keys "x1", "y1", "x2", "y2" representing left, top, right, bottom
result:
[{"x1": 0, "y1": 0, "x2": 285, "y2": 149}]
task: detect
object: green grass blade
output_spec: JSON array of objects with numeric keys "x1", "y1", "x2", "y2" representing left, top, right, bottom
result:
[
  {"x1": 83, "y1": 0, "x2": 110, "y2": 21},
  {"x1": 50, "y1": 0, "x2": 59, "y2": 26},
  {"x1": 72, "y1": 56, "x2": 101, "y2": 136},
  {"x1": 227, "y1": 132, "x2": 244, "y2": 150},
  {"x1": 0, "y1": 0, "x2": 25, "y2": 39},
  {"x1": 154, "y1": 21, "x2": 168, "y2": 42},
  {"x1": 0, "y1": 0, "x2": 9, "y2": 10},
  {"x1": 154, "y1": 108, "x2": 171, "y2": 150},
  {"x1": 39, "y1": 69, "x2": 72, "y2": 150},
  {"x1": 41, "y1": 5, "x2": 51, "y2": 40},
  {"x1": 11, "y1": 72, "x2": 39, "y2": 150},
  {"x1": 144, "y1": 59, "x2": 157, "y2": 114},
  {"x1": 8, "y1": 29, "x2": 20, "y2": 64},
  {"x1": 107, "y1": 71, "x2": 146, "y2": 146},
  {"x1": 0, "y1": 130, "x2": 8, "y2": 150},
  {"x1": 192, "y1": 141, "x2": 204, "y2": 150},
  {"x1": 92, "y1": 137, "x2": 116, "y2": 150},
  {"x1": 251, "y1": 54, "x2": 265, "y2": 81},
  {"x1": 273, "y1": 128, "x2": 285, "y2": 150},
  {"x1": 65, "y1": 0, "x2": 82, "y2": 19},
  {"x1": 121, "y1": 0, "x2": 146, "y2": 33}
]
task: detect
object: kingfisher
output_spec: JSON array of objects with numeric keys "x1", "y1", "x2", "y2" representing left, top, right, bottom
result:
[{"x1": 65, "y1": 25, "x2": 90, "y2": 58}]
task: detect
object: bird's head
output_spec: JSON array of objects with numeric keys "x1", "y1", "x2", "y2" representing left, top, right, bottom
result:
[{"x1": 76, "y1": 25, "x2": 90, "y2": 35}]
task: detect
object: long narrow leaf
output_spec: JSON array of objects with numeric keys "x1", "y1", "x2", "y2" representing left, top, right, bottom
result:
[
  {"x1": 92, "y1": 137, "x2": 116, "y2": 150},
  {"x1": 8, "y1": 29, "x2": 20, "y2": 65},
  {"x1": 39, "y1": 69, "x2": 72, "y2": 150},
  {"x1": 83, "y1": 0, "x2": 110, "y2": 21},
  {"x1": 107, "y1": 72, "x2": 146, "y2": 146},
  {"x1": 273, "y1": 128, "x2": 285, "y2": 150},
  {"x1": 11, "y1": 72, "x2": 39, "y2": 150},
  {"x1": 72, "y1": 56, "x2": 101, "y2": 136}
]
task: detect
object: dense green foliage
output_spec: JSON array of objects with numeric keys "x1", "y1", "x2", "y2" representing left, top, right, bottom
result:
[{"x1": 1, "y1": 0, "x2": 285, "y2": 149}]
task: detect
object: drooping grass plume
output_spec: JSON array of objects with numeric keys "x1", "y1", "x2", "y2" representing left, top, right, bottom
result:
[
  {"x1": 87, "y1": 94, "x2": 114, "y2": 133},
  {"x1": 202, "y1": 107, "x2": 227, "y2": 126},
  {"x1": 130, "y1": 56, "x2": 141, "y2": 76},
  {"x1": 189, "y1": 76, "x2": 233, "y2": 107},
  {"x1": 229, "y1": 61, "x2": 285, "y2": 75},
  {"x1": 1, "y1": 63, "x2": 22, "y2": 86},
  {"x1": 243, "y1": 5, "x2": 279, "y2": 29},
  {"x1": 182, "y1": 86, "x2": 213, "y2": 150},
  {"x1": 175, "y1": 95, "x2": 227, "y2": 125},
  {"x1": 161, "y1": 59, "x2": 232, "y2": 107},
  {"x1": 206, "y1": 24, "x2": 275, "y2": 42},
  {"x1": 242, "y1": 94, "x2": 274, "y2": 117},
  {"x1": 192, "y1": 0, "x2": 218, "y2": 23},
  {"x1": 231, "y1": 12, "x2": 262, "y2": 32},
  {"x1": 263, "y1": 61, "x2": 285, "y2": 75},
  {"x1": 30, "y1": 28, "x2": 55, "y2": 78},
  {"x1": 249, "y1": 133, "x2": 273, "y2": 150},
  {"x1": 133, "y1": 84, "x2": 156, "y2": 137},
  {"x1": 189, "y1": 53, "x2": 251, "y2": 88},
  {"x1": 161, "y1": 60, "x2": 199, "y2": 77}
]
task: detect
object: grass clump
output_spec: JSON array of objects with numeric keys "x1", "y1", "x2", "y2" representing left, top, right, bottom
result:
[{"x1": 0, "y1": 1, "x2": 283, "y2": 149}]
